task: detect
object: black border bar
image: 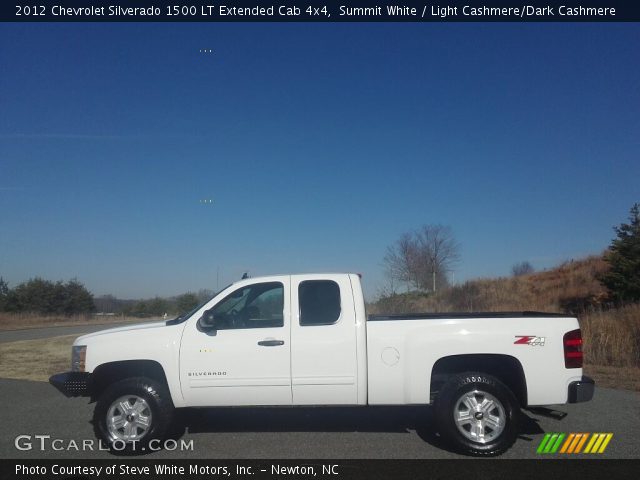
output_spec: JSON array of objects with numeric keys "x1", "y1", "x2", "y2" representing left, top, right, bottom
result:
[
  {"x1": 5, "y1": 459, "x2": 640, "y2": 480},
  {"x1": 3, "y1": 1, "x2": 640, "y2": 22}
]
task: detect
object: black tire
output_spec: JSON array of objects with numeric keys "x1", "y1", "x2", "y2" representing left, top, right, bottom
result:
[
  {"x1": 93, "y1": 377, "x2": 174, "y2": 453},
  {"x1": 433, "y1": 372, "x2": 519, "y2": 456}
]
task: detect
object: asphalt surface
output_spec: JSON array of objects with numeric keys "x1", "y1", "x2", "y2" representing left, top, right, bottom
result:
[
  {"x1": 0, "y1": 322, "x2": 145, "y2": 343},
  {"x1": 0, "y1": 378, "x2": 638, "y2": 459}
]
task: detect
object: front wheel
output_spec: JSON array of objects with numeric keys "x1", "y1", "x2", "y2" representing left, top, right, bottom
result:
[
  {"x1": 433, "y1": 372, "x2": 519, "y2": 456},
  {"x1": 93, "y1": 377, "x2": 174, "y2": 452}
]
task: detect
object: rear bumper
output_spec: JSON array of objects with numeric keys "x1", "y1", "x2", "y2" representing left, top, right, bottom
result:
[
  {"x1": 568, "y1": 376, "x2": 595, "y2": 403},
  {"x1": 49, "y1": 372, "x2": 92, "y2": 397}
]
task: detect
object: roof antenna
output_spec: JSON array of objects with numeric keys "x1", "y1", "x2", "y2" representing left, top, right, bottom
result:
[{"x1": 241, "y1": 272, "x2": 249, "y2": 279}]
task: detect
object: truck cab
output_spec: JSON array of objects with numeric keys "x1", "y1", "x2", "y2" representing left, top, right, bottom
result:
[{"x1": 178, "y1": 274, "x2": 366, "y2": 407}]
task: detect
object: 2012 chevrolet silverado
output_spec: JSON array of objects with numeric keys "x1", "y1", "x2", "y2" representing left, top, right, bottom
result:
[{"x1": 50, "y1": 273, "x2": 594, "y2": 455}]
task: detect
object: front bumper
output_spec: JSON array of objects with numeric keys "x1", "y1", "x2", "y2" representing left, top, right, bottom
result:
[
  {"x1": 49, "y1": 372, "x2": 92, "y2": 397},
  {"x1": 568, "y1": 376, "x2": 595, "y2": 403}
]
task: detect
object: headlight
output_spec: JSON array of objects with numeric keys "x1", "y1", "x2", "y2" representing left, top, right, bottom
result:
[{"x1": 71, "y1": 345, "x2": 86, "y2": 372}]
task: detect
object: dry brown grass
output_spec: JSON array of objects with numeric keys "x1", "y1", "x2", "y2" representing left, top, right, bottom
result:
[
  {"x1": 372, "y1": 255, "x2": 610, "y2": 314},
  {"x1": 0, "y1": 335, "x2": 75, "y2": 382},
  {"x1": 583, "y1": 364, "x2": 640, "y2": 392},
  {"x1": 580, "y1": 304, "x2": 640, "y2": 367},
  {"x1": 0, "y1": 312, "x2": 160, "y2": 331}
]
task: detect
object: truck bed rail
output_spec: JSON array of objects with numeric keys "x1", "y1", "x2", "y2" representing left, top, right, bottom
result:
[{"x1": 368, "y1": 311, "x2": 568, "y2": 321}]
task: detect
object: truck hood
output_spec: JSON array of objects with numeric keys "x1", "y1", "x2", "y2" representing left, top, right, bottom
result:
[{"x1": 73, "y1": 321, "x2": 167, "y2": 345}]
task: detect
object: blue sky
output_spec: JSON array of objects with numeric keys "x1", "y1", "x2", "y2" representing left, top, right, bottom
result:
[{"x1": 1, "y1": 23, "x2": 638, "y2": 300}]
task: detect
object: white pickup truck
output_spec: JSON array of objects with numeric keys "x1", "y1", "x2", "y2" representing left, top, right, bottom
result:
[{"x1": 50, "y1": 273, "x2": 594, "y2": 456}]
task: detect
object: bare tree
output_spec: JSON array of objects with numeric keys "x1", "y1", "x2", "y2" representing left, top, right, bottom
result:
[
  {"x1": 384, "y1": 225, "x2": 460, "y2": 292},
  {"x1": 512, "y1": 261, "x2": 535, "y2": 277},
  {"x1": 383, "y1": 233, "x2": 419, "y2": 290}
]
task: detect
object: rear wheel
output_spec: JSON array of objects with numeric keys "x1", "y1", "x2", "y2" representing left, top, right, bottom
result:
[
  {"x1": 93, "y1": 377, "x2": 173, "y2": 452},
  {"x1": 434, "y1": 372, "x2": 519, "y2": 456}
]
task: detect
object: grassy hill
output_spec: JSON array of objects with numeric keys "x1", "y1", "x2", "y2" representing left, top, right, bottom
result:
[{"x1": 371, "y1": 255, "x2": 640, "y2": 390}]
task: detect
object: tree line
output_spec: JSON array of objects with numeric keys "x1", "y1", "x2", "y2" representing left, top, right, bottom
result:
[
  {"x1": 95, "y1": 290, "x2": 211, "y2": 318},
  {"x1": 0, "y1": 277, "x2": 95, "y2": 315},
  {"x1": 2, "y1": 204, "x2": 637, "y2": 317},
  {"x1": 599, "y1": 203, "x2": 640, "y2": 303},
  {"x1": 0, "y1": 277, "x2": 209, "y2": 318}
]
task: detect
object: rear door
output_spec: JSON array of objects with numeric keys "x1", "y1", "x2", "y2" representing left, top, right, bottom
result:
[{"x1": 290, "y1": 274, "x2": 358, "y2": 405}]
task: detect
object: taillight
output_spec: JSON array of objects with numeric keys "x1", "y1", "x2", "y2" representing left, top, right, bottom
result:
[{"x1": 563, "y1": 329, "x2": 583, "y2": 368}]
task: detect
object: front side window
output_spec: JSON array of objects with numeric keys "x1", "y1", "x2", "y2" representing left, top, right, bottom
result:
[
  {"x1": 208, "y1": 282, "x2": 284, "y2": 330},
  {"x1": 299, "y1": 280, "x2": 341, "y2": 326}
]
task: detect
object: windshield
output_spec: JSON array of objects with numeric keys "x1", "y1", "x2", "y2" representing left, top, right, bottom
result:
[
  {"x1": 165, "y1": 284, "x2": 232, "y2": 325},
  {"x1": 177, "y1": 297, "x2": 214, "y2": 322}
]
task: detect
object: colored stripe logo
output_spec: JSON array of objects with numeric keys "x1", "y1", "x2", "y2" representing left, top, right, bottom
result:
[{"x1": 537, "y1": 433, "x2": 613, "y2": 454}]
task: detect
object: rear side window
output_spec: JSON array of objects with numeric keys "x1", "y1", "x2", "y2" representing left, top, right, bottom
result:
[{"x1": 299, "y1": 280, "x2": 341, "y2": 326}]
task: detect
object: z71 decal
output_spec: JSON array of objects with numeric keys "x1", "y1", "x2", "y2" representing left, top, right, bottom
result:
[{"x1": 514, "y1": 335, "x2": 546, "y2": 346}]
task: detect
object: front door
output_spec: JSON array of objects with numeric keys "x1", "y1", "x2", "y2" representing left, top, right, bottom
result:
[{"x1": 179, "y1": 278, "x2": 292, "y2": 406}]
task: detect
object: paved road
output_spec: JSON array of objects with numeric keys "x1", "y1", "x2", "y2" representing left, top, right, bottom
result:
[
  {"x1": 0, "y1": 322, "x2": 150, "y2": 343},
  {"x1": 0, "y1": 378, "x2": 637, "y2": 459}
]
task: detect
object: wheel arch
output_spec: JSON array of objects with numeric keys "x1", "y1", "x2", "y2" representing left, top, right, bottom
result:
[
  {"x1": 430, "y1": 354, "x2": 528, "y2": 406},
  {"x1": 90, "y1": 360, "x2": 169, "y2": 402}
]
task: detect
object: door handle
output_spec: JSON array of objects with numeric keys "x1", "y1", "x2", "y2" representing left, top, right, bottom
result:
[{"x1": 258, "y1": 340, "x2": 285, "y2": 346}]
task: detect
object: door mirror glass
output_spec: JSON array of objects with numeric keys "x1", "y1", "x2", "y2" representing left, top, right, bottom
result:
[{"x1": 199, "y1": 309, "x2": 217, "y2": 329}]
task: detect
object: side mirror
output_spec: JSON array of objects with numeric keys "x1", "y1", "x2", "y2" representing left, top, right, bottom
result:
[{"x1": 199, "y1": 309, "x2": 217, "y2": 330}]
